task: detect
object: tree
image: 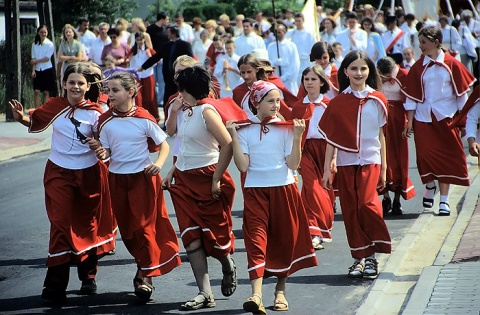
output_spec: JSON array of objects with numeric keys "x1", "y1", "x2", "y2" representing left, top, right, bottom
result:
[{"x1": 51, "y1": 0, "x2": 138, "y2": 31}]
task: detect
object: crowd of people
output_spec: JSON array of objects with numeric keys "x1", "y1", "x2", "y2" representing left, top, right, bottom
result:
[{"x1": 13, "y1": 2, "x2": 480, "y2": 313}]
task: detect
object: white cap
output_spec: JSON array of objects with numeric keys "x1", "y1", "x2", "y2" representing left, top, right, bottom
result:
[{"x1": 251, "y1": 48, "x2": 269, "y2": 61}]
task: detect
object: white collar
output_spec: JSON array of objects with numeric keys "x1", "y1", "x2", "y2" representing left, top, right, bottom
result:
[
  {"x1": 343, "y1": 85, "x2": 375, "y2": 98},
  {"x1": 422, "y1": 50, "x2": 445, "y2": 66}
]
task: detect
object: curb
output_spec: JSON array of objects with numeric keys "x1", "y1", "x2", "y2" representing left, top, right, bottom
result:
[{"x1": 0, "y1": 137, "x2": 51, "y2": 162}]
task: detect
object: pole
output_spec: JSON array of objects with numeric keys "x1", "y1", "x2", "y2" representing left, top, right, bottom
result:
[
  {"x1": 4, "y1": 0, "x2": 21, "y2": 121},
  {"x1": 271, "y1": 0, "x2": 281, "y2": 77},
  {"x1": 444, "y1": 0, "x2": 454, "y2": 20},
  {"x1": 373, "y1": 0, "x2": 385, "y2": 20},
  {"x1": 467, "y1": 0, "x2": 480, "y2": 20},
  {"x1": 390, "y1": 0, "x2": 395, "y2": 15}
]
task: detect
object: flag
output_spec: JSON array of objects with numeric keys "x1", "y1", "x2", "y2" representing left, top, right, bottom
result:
[
  {"x1": 403, "y1": 0, "x2": 440, "y2": 20},
  {"x1": 302, "y1": 0, "x2": 320, "y2": 41}
]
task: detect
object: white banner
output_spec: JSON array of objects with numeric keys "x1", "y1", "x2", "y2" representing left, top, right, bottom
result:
[
  {"x1": 302, "y1": 0, "x2": 320, "y2": 41},
  {"x1": 403, "y1": 0, "x2": 440, "y2": 20}
]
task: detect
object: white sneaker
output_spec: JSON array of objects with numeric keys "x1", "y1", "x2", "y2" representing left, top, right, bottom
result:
[{"x1": 312, "y1": 236, "x2": 324, "y2": 250}]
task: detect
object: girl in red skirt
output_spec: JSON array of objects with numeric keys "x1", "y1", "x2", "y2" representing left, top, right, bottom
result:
[
  {"x1": 291, "y1": 65, "x2": 335, "y2": 250},
  {"x1": 162, "y1": 66, "x2": 237, "y2": 310},
  {"x1": 376, "y1": 57, "x2": 416, "y2": 215},
  {"x1": 94, "y1": 72, "x2": 181, "y2": 301},
  {"x1": 402, "y1": 26, "x2": 476, "y2": 216},
  {"x1": 9, "y1": 62, "x2": 116, "y2": 302},
  {"x1": 319, "y1": 51, "x2": 392, "y2": 278},
  {"x1": 227, "y1": 80, "x2": 317, "y2": 314}
]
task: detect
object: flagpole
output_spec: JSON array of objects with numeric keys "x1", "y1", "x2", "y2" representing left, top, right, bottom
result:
[
  {"x1": 391, "y1": 0, "x2": 395, "y2": 15},
  {"x1": 373, "y1": 0, "x2": 385, "y2": 20},
  {"x1": 272, "y1": 0, "x2": 281, "y2": 76},
  {"x1": 467, "y1": 0, "x2": 480, "y2": 20},
  {"x1": 444, "y1": 0, "x2": 454, "y2": 20}
]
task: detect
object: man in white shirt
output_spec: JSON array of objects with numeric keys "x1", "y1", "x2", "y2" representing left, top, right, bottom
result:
[
  {"x1": 234, "y1": 18, "x2": 266, "y2": 57},
  {"x1": 287, "y1": 13, "x2": 315, "y2": 85},
  {"x1": 267, "y1": 22, "x2": 300, "y2": 94},
  {"x1": 335, "y1": 11, "x2": 368, "y2": 57},
  {"x1": 89, "y1": 22, "x2": 111, "y2": 67},
  {"x1": 175, "y1": 13, "x2": 194, "y2": 44},
  {"x1": 283, "y1": 9, "x2": 295, "y2": 29},
  {"x1": 439, "y1": 16, "x2": 462, "y2": 57},
  {"x1": 214, "y1": 39, "x2": 242, "y2": 97},
  {"x1": 382, "y1": 15, "x2": 410, "y2": 64},
  {"x1": 76, "y1": 17, "x2": 96, "y2": 56}
]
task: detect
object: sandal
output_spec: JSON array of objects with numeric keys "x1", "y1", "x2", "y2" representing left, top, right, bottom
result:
[
  {"x1": 133, "y1": 270, "x2": 155, "y2": 301},
  {"x1": 273, "y1": 291, "x2": 289, "y2": 311},
  {"x1": 243, "y1": 294, "x2": 266, "y2": 314},
  {"x1": 438, "y1": 201, "x2": 451, "y2": 216},
  {"x1": 422, "y1": 185, "x2": 437, "y2": 208},
  {"x1": 221, "y1": 257, "x2": 237, "y2": 297},
  {"x1": 181, "y1": 291, "x2": 216, "y2": 310}
]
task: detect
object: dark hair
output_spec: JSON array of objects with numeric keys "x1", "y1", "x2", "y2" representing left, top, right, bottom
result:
[
  {"x1": 310, "y1": 41, "x2": 335, "y2": 62},
  {"x1": 174, "y1": 66, "x2": 211, "y2": 100},
  {"x1": 167, "y1": 24, "x2": 180, "y2": 37},
  {"x1": 107, "y1": 28, "x2": 120, "y2": 37},
  {"x1": 131, "y1": 32, "x2": 146, "y2": 56},
  {"x1": 157, "y1": 12, "x2": 168, "y2": 21},
  {"x1": 415, "y1": 21, "x2": 424, "y2": 32},
  {"x1": 192, "y1": 17, "x2": 202, "y2": 26},
  {"x1": 451, "y1": 19, "x2": 461, "y2": 29},
  {"x1": 405, "y1": 13, "x2": 415, "y2": 21},
  {"x1": 237, "y1": 54, "x2": 268, "y2": 81},
  {"x1": 376, "y1": 57, "x2": 396, "y2": 76},
  {"x1": 243, "y1": 18, "x2": 254, "y2": 26},
  {"x1": 86, "y1": 62, "x2": 104, "y2": 102},
  {"x1": 301, "y1": 65, "x2": 330, "y2": 94},
  {"x1": 361, "y1": 17, "x2": 378, "y2": 33},
  {"x1": 418, "y1": 25, "x2": 443, "y2": 46},
  {"x1": 438, "y1": 16, "x2": 449, "y2": 24},
  {"x1": 34, "y1": 25, "x2": 48, "y2": 45},
  {"x1": 77, "y1": 17, "x2": 89, "y2": 25},
  {"x1": 174, "y1": 13, "x2": 183, "y2": 19},
  {"x1": 62, "y1": 62, "x2": 95, "y2": 97},
  {"x1": 345, "y1": 11, "x2": 358, "y2": 20},
  {"x1": 294, "y1": 13, "x2": 304, "y2": 20},
  {"x1": 337, "y1": 50, "x2": 381, "y2": 92}
]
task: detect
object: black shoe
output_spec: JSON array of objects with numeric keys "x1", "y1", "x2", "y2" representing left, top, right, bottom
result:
[
  {"x1": 438, "y1": 202, "x2": 451, "y2": 216},
  {"x1": 333, "y1": 201, "x2": 337, "y2": 213},
  {"x1": 80, "y1": 279, "x2": 97, "y2": 295},
  {"x1": 422, "y1": 185, "x2": 437, "y2": 208},
  {"x1": 382, "y1": 197, "x2": 392, "y2": 215},
  {"x1": 391, "y1": 200, "x2": 403, "y2": 215},
  {"x1": 42, "y1": 286, "x2": 66, "y2": 303}
]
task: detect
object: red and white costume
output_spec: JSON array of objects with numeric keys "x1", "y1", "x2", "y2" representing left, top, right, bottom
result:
[
  {"x1": 380, "y1": 66, "x2": 416, "y2": 200},
  {"x1": 451, "y1": 85, "x2": 480, "y2": 140},
  {"x1": 98, "y1": 106, "x2": 181, "y2": 277},
  {"x1": 238, "y1": 115, "x2": 318, "y2": 279},
  {"x1": 297, "y1": 63, "x2": 339, "y2": 103},
  {"x1": 402, "y1": 52, "x2": 476, "y2": 186},
  {"x1": 290, "y1": 95, "x2": 334, "y2": 241},
  {"x1": 29, "y1": 97, "x2": 116, "y2": 286},
  {"x1": 319, "y1": 87, "x2": 392, "y2": 259},
  {"x1": 167, "y1": 104, "x2": 236, "y2": 258}
]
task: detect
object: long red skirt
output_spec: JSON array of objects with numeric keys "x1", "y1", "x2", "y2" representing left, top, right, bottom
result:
[
  {"x1": 381, "y1": 101, "x2": 416, "y2": 199},
  {"x1": 337, "y1": 164, "x2": 392, "y2": 259},
  {"x1": 135, "y1": 76, "x2": 160, "y2": 122},
  {"x1": 44, "y1": 160, "x2": 116, "y2": 267},
  {"x1": 299, "y1": 139, "x2": 334, "y2": 241},
  {"x1": 109, "y1": 171, "x2": 181, "y2": 277},
  {"x1": 413, "y1": 116, "x2": 469, "y2": 186},
  {"x1": 168, "y1": 165, "x2": 236, "y2": 258},
  {"x1": 243, "y1": 184, "x2": 318, "y2": 280}
]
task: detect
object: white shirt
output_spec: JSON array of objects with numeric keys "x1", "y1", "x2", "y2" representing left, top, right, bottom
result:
[
  {"x1": 323, "y1": 64, "x2": 339, "y2": 100},
  {"x1": 176, "y1": 104, "x2": 220, "y2": 171},
  {"x1": 234, "y1": 33, "x2": 266, "y2": 57},
  {"x1": 382, "y1": 27, "x2": 411, "y2": 54},
  {"x1": 404, "y1": 52, "x2": 469, "y2": 122},
  {"x1": 336, "y1": 86, "x2": 386, "y2": 166},
  {"x1": 335, "y1": 27, "x2": 368, "y2": 57},
  {"x1": 129, "y1": 48, "x2": 154, "y2": 79},
  {"x1": 89, "y1": 37, "x2": 111, "y2": 66},
  {"x1": 100, "y1": 115, "x2": 167, "y2": 174},
  {"x1": 441, "y1": 25, "x2": 462, "y2": 51},
  {"x1": 192, "y1": 39, "x2": 212, "y2": 65},
  {"x1": 48, "y1": 108, "x2": 100, "y2": 170},
  {"x1": 267, "y1": 39, "x2": 300, "y2": 94},
  {"x1": 238, "y1": 116, "x2": 295, "y2": 187},
  {"x1": 31, "y1": 38, "x2": 54, "y2": 71},
  {"x1": 402, "y1": 59, "x2": 415, "y2": 70},
  {"x1": 77, "y1": 29, "x2": 97, "y2": 55},
  {"x1": 214, "y1": 53, "x2": 242, "y2": 98},
  {"x1": 287, "y1": 28, "x2": 316, "y2": 61},
  {"x1": 166, "y1": 99, "x2": 183, "y2": 156},
  {"x1": 302, "y1": 95, "x2": 326, "y2": 139},
  {"x1": 463, "y1": 19, "x2": 480, "y2": 47},
  {"x1": 466, "y1": 101, "x2": 480, "y2": 140},
  {"x1": 179, "y1": 23, "x2": 195, "y2": 43}
]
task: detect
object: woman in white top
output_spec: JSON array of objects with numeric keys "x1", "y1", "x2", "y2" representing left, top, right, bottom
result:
[
  {"x1": 320, "y1": 16, "x2": 338, "y2": 44},
  {"x1": 162, "y1": 66, "x2": 237, "y2": 310},
  {"x1": 127, "y1": 18, "x2": 153, "y2": 48},
  {"x1": 31, "y1": 25, "x2": 55, "y2": 108},
  {"x1": 193, "y1": 30, "x2": 212, "y2": 65}
]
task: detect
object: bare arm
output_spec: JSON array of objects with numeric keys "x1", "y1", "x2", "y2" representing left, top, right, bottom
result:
[
  {"x1": 9, "y1": 99, "x2": 31, "y2": 127},
  {"x1": 226, "y1": 120, "x2": 250, "y2": 172},
  {"x1": 285, "y1": 119, "x2": 306, "y2": 170},
  {"x1": 378, "y1": 127, "x2": 387, "y2": 189},
  {"x1": 402, "y1": 110, "x2": 415, "y2": 138},
  {"x1": 144, "y1": 141, "x2": 170, "y2": 176},
  {"x1": 321, "y1": 143, "x2": 335, "y2": 189},
  {"x1": 165, "y1": 97, "x2": 183, "y2": 137}
]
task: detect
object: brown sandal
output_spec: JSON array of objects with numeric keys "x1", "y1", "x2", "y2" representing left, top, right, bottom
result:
[
  {"x1": 273, "y1": 291, "x2": 289, "y2": 311},
  {"x1": 243, "y1": 294, "x2": 266, "y2": 314},
  {"x1": 133, "y1": 270, "x2": 155, "y2": 301}
]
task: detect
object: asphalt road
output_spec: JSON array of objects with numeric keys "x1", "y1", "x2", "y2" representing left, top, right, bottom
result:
[{"x1": 0, "y1": 138, "x2": 426, "y2": 314}]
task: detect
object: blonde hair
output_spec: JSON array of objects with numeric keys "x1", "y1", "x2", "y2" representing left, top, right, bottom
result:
[
  {"x1": 131, "y1": 18, "x2": 146, "y2": 32},
  {"x1": 173, "y1": 55, "x2": 197, "y2": 70},
  {"x1": 219, "y1": 14, "x2": 230, "y2": 22},
  {"x1": 115, "y1": 18, "x2": 129, "y2": 32},
  {"x1": 205, "y1": 19, "x2": 218, "y2": 29},
  {"x1": 61, "y1": 24, "x2": 78, "y2": 41}
]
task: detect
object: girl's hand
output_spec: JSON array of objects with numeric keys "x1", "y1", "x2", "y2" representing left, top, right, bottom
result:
[
  {"x1": 211, "y1": 178, "x2": 221, "y2": 200},
  {"x1": 293, "y1": 118, "x2": 306, "y2": 136},
  {"x1": 225, "y1": 120, "x2": 238, "y2": 135},
  {"x1": 469, "y1": 141, "x2": 480, "y2": 157},
  {"x1": 330, "y1": 157, "x2": 337, "y2": 173},
  {"x1": 95, "y1": 146, "x2": 108, "y2": 160},
  {"x1": 402, "y1": 121, "x2": 413, "y2": 138},
  {"x1": 86, "y1": 137, "x2": 101, "y2": 151},
  {"x1": 170, "y1": 96, "x2": 183, "y2": 112},
  {"x1": 321, "y1": 171, "x2": 331, "y2": 190},
  {"x1": 378, "y1": 167, "x2": 387, "y2": 190},
  {"x1": 144, "y1": 163, "x2": 161, "y2": 176},
  {"x1": 31, "y1": 70, "x2": 36, "y2": 79},
  {"x1": 161, "y1": 167, "x2": 175, "y2": 190},
  {"x1": 9, "y1": 99, "x2": 25, "y2": 122}
]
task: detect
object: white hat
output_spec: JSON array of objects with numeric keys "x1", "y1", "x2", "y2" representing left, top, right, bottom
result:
[{"x1": 251, "y1": 48, "x2": 269, "y2": 61}]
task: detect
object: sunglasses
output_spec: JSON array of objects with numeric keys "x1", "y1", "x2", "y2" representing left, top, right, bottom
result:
[{"x1": 70, "y1": 117, "x2": 88, "y2": 144}]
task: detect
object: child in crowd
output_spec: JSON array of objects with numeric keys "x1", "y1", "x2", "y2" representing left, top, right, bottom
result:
[
  {"x1": 226, "y1": 80, "x2": 317, "y2": 314},
  {"x1": 291, "y1": 65, "x2": 335, "y2": 250},
  {"x1": 93, "y1": 72, "x2": 181, "y2": 301},
  {"x1": 332, "y1": 42, "x2": 344, "y2": 69},
  {"x1": 9, "y1": 62, "x2": 115, "y2": 302},
  {"x1": 320, "y1": 51, "x2": 392, "y2": 278},
  {"x1": 214, "y1": 39, "x2": 242, "y2": 97},
  {"x1": 376, "y1": 57, "x2": 416, "y2": 215},
  {"x1": 401, "y1": 47, "x2": 415, "y2": 70}
]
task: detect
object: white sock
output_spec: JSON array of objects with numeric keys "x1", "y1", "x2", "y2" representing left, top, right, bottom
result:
[
  {"x1": 424, "y1": 181, "x2": 436, "y2": 199},
  {"x1": 440, "y1": 195, "x2": 449, "y2": 208}
]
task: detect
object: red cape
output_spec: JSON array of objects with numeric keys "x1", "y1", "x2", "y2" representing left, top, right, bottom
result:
[
  {"x1": 451, "y1": 85, "x2": 480, "y2": 128},
  {"x1": 267, "y1": 74, "x2": 299, "y2": 107},
  {"x1": 402, "y1": 54, "x2": 476, "y2": 103},
  {"x1": 197, "y1": 97, "x2": 248, "y2": 124},
  {"x1": 29, "y1": 97, "x2": 102, "y2": 133},
  {"x1": 98, "y1": 106, "x2": 160, "y2": 153},
  {"x1": 319, "y1": 91, "x2": 388, "y2": 152},
  {"x1": 290, "y1": 96, "x2": 330, "y2": 147}
]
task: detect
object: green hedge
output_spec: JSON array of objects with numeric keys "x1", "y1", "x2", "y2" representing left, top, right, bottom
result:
[{"x1": 183, "y1": 3, "x2": 237, "y2": 22}]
